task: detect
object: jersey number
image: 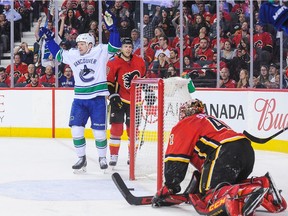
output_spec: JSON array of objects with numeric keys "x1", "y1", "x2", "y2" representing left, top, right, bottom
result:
[{"x1": 207, "y1": 116, "x2": 229, "y2": 131}]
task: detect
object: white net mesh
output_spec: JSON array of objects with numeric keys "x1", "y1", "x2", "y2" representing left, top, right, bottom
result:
[{"x1": 131, "y1": 78, "x2": 194, "y2": 189}]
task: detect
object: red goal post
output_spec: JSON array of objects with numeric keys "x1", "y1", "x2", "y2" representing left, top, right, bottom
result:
[{"x1": 129, "y1": 77, "x2": 193, "y2": 191}]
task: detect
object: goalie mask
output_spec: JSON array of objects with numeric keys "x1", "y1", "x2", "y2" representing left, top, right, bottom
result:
[{"x1": 179, "y1": 99, "x2": 205, "y2": 120}]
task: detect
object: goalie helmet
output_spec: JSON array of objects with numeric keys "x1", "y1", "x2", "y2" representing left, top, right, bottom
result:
[
  {"x1": 179, "y1": 99, "x2": 205, "y2": 120},
  {"x1": 76, "y1": 33, "x2": 95, "y2": 47}
]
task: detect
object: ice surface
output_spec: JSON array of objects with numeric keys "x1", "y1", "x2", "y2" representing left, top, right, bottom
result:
[{"x1": 0, "y1": 137, "x2": 287, "y2": 216}]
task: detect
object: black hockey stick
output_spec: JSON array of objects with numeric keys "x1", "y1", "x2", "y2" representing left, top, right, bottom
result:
[
  {"x1": 243, "y1": 126, "x2": 288, "y2": 144},
  {"x1": 112, "y1": 172, "x2": 154, "y2": 205},
  {"x1": 112, "y1": 172, "x2": 193, "y2": 206}
]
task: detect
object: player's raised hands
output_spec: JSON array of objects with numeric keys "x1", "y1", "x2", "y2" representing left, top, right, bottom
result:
[
  {"x1": 39, "y1": 27, "x2": 54, "y2": 41},
  {"x1": 103, "y1": 10, "x2": 117, "y2": 32}
]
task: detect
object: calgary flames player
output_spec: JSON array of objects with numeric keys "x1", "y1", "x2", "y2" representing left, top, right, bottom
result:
[
  {"x1": 152, "y1": 99, "x2": 287, "y2": 215},
  {"x1": 106, "y1": 37, "x2": 146, "y2": 167}
]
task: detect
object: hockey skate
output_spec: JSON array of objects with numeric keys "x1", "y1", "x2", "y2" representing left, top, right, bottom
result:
[
  {"x1": 261, "y1": 172, "x2": 287, "y2": 212},
  {"x1": 242, "y1": 187, "x2": 268, "y2": 216},
  {"x1": 109, "y1": 155, "x2": 118, "y2": 166},
  {"x1": 99, "y1": 157, "x2": 108, "y2": 169},
  {"x1": 72, "y1": 156, "x2": 87, "y2": 173}
]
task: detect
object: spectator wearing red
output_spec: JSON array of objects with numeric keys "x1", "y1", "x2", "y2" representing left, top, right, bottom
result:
[
  {"x1": 204, "y1": 51, "x2": 227, "y2": 78},
  {"x1": 190, "y1": 26, "x2": 209, "y2": 49},
  {"x1": 168, "y1": 49, "x2": 180, "y2": 70},
  {"x1": 171, "y1": 10, "x2": 190, "y2": 46},
  {"x1": 61, "y1": 0, "x2": 78, "y2": 11},
  {"x1": 210, "y1": 26, "x2": 229, "y2": 50},
  {"x1": 176, "y1": 42, "x2": 193, "y2": 60},
  {"x1": 39, "y1": 65, "x2": 56, "y2": 87},
  {"x1": 210, "y1": 11, "x2": 231, "y2": 25},
  {"x1": 232, "y1": 21, "x2": 250, "y2": 48},
  {"x1": 6, "y1": 53, "x2": 28, "y2": 78},
  {"x1": 218, "y1": 67, "x2": 237, "y2": 88},
  {"x1": 75, "y1": 0, "x2": 88, "y2": 20},
  {"x1": 231, "y1": 1, "x2": 250, "y2": 17},
  {"x1": 171, "y1": 26, "x2": 191, "y2": 49},
  {"x1": 16, "y1": 64, "x2": 35, "y2": 85},
  {"x1": 0, "y1": 67, "x2": 10, "y2": 87},
  {"x1": 25, "y1": 73, "x2": 44, "y2": 87},
  {"x1": 134, "y1": 37, "x2": 155, "y2": 67},
  {"x1": 194, "y1": 37, "x2": 214, "y2": 63},
  {"x1": 253, "y1": 22, "x2": 273, "y2": 65}
]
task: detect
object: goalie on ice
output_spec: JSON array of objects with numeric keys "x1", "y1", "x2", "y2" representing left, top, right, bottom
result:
[{"x1": 152, "y1": 99, "x2": 287, "y2": 215}]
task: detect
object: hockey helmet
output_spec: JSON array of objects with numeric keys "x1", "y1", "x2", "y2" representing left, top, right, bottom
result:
[
  {"x1": 76, "y1": 33, "x2": 95, "y2": 47},
  {"x1": 121, "y1": 37, "x2": 133, "y2": 46},
  {"x1": 179, "y1": 99, "x2": 205, "y2": 120}
]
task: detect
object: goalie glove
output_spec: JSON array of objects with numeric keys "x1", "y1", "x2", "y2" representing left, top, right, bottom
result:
[
  {"x1": 109, "y1": 93, "x2": 123, "y2": 111},
  {"x1": 152, "y1": 185, "x2": 181, "y2": 207},
  {"x1": 103, "y1": 10, "x2": 117, "y2": 32}
]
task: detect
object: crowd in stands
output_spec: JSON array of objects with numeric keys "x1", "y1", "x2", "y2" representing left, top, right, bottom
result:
[{"x1": 0, "y1": 0, "x2": 288, "y2": 89}]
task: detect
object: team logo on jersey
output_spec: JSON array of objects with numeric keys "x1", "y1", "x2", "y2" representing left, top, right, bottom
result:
[
  {"x1": 254, "y1": 40, "x2": 263, "y2": 48},
  {"x1": 122, "y1": 70, "x2": 141, "y2": 89},
  {"x1": 79, "y1": 65, "x2": 95, "y2": 82}
]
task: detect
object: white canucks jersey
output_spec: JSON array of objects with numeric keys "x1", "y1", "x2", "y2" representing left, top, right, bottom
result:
[{"x1": 57, "y1": 44, "x2": 111, "y2": 99}]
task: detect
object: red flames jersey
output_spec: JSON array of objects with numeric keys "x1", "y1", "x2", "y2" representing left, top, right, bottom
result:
[
  {"x1": 107, "y1": 54, "x2": 146, "y2": 103},
  {"x1": 165, "y1": 114, "x2": 246, "y2": 171},
  {"x1": 253, "y1": 32, "x2": 273, "y2": 49}
]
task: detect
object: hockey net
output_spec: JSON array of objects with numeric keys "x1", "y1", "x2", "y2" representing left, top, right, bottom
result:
[{"x1": 129, "y1": 77, "x2": 193, "y2": 190}]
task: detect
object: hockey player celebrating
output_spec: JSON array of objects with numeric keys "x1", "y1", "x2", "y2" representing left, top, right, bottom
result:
[
  {"x1": 106, "y1": 37, "x2": 146, "y2": 166},
  {"x1": 152, "y1": 99, "x2": 287, "y2": 215},
  {"x1": 40, "y1": 10, "x2": 121, "y2": 172}
]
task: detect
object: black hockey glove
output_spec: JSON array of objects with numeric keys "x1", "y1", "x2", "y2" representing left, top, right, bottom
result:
[
  {"x1": 145, "y1": 90, "x2": 156, "y2": 106},
  {"x1": 109, "y1": 94, "x2": 123, "y2": 111}
]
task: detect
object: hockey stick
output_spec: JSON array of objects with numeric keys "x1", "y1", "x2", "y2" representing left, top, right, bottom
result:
[
  {"x1": 243, "y1": 126, "x2": 288, "y2": 144},
  {"x1": 112, "y1": 172, "x2": 189, "y2": 206},
  {"x1": 139, "y1": 115, "x2": 148, "y2": 149},
  {"x1": 112, "y1": 172, "x2": 154, "y2": 205}
]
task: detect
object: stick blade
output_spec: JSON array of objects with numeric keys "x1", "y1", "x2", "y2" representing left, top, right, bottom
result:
[{"x1": 111, "y1": 172, "x2": 153, "y2": 205}]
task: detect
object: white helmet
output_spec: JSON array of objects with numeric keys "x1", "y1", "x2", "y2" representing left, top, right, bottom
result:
[{"x1": 76, "y1": 33, "x2": 95, "y2": 47}]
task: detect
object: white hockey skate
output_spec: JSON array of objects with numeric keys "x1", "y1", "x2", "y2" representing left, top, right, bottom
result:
[
  {"x1": 72, "y1": 156, "x2": 87, "y2": 174},
  {"x1": 99, "y1": 157, "x2": 108, "y2": 170},
  {"x1": 109, "y1": 155, "x2": 118, "y2": 166}
]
